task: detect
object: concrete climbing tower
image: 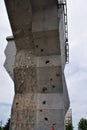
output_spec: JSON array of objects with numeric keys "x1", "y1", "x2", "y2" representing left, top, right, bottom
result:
[{"x1": 4, "y1": 0, "x2": 70, "y2": 130}]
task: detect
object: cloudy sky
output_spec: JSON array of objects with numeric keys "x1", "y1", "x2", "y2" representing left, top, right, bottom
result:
[{"x1": 0, "y1": 0, "x2": 87, "y2": 129}]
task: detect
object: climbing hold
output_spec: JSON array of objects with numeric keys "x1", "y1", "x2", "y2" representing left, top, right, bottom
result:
[
  {"x1": 52, "y1": 123, "x2": 56, "y2": 125},
  {"x1": 36, "y1": 45, "x2": 38, "y2": 48},
  {"x1": 42, "y1": 101, "x2": 46, "y2": 104},
  {"x1": 50, "y1": 78, "x2": 53, "y2": 81},
  {"x1": 41, "y1": 49, "x2": 44, "y2": 52},
  {"x1": 51, "y1": 123, "x2": 56, "y2": 130},
  {"x1": 42, "y1": 87, "x2": 47, "y2": 92},
  {"x1": 51, "y1": 125, "x2": 54, "y2": 130},
  {"x1": 45, "y1": 60, "x2": 50, "y2": 64},
  {"x1": 44, "y1": 117, "x2": 48, "y2": 121},
  {"x1": 16, "y1": 102, "x2": 19, "y2": 105},
  {"x1": 40, "y1": 109, "x2": 43, "y2": 112},
  {"x1": 52, "y1": 85, "x2": 56, "y2": 88},
  {"x1": 56, "y1": 73, "x2": 60, "y2": 77}
]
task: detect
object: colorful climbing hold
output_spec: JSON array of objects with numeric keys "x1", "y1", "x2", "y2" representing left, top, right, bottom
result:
[
  {"x1": 56, "y1": 73, "x2": 60, "y2": 77},
  {"x1": 51, "y1": 125, "x2": 55, "y2": 130},
  {"x1": 53, "y1": 123, "x2": 56, "y2": 125},
  {"x1": 51, "y1": 123, "x2": 56, "y2": 130}
]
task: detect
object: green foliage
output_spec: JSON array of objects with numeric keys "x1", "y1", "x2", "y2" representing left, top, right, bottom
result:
[
  {"x1": 0, "y1": 127, "x2": 3, "y2": 130},
  {"x1": 66, "y1": 123, "x2": 73, "y2": 130},
  {"x1": 3, "y1": 119, "x2": 10, "y2": 130},
  {"x1": 78, "y1": 118, "x2": 87, "y2": 130}
]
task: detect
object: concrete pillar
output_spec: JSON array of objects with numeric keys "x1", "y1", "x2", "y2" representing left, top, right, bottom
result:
[{"x1": 4, "y1": 0, "x2": 70, "y2": 130}]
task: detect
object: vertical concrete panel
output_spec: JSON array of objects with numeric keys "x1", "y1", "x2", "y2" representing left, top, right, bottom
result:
[
  {"x1": 32, "y1": 5, "x2": 58, "y2": 32},
  {"x1": 32, "y1": 29, "x2": 60, "y2": 56},
  {"x1": 37, "y1": 94, "x2": 64, "y2": 109},
  {"x1": 14, "y1": 67, "x2": 37, "y2": 94},
  {"x1": 36, "y1": 109, "x2": 65, "y2": 130},
  {"x1": 59, "y1": 12, "x2": 66, "y2": 69},
  {"x1": 36, "y1": 55, "x2": 61, "y2": 67},
  {"x1": 37, "y1": 66, "x2": 62, "y2": 81},
  {"x1": 4, "y1": 39, "x2": 16, "y2": 79}
]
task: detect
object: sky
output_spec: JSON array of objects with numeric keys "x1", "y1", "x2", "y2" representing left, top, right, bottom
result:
[{"x1": 0, "y1": 0, "x2": 87, "y2": 129}]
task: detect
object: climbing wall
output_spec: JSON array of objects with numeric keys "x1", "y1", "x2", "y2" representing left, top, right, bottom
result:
[{"x1": 4, "y1": 0, "x2": 70, "y2": 130}]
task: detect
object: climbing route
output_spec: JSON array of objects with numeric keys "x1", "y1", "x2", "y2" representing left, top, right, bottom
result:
[{"x1": 4, "y1": 0, "x2": 70, "y2": 130}]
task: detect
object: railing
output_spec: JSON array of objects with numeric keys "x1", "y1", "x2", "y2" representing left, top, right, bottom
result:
[{"x1": 58, "y1": 0, "x2": 69, "y2": 63}]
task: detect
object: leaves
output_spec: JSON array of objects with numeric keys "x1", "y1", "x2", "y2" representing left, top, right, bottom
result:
[
  {"x1": 3, "y1": 119, "x2": 10, "y2": 130},
  {"x1": 66, "y1": 123, "x2": 73, "y2": 130},
  {"x1": 78, "y1": 118, "x2": 87, "y2": 130},
  {"x1": 0, "y1": 127, "x2": 3, "y2": 130}
]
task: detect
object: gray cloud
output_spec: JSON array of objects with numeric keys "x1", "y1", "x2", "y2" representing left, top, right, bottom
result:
[{"x1": 65, "y1": 0, "x2": 87, "y2": 129}]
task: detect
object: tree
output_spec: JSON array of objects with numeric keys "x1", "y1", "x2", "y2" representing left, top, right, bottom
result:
[
  {"x1": 0, "y1": 127, "x2": 3, "y2": 130},
  {"x1": 3, "y1": 119, "x2": 10, "y2": 130},
  {"x1": 78, "y1": 118, "x2": 87, "y2": 130},
  {"x1": 66, "y1": 123, "x2": 73, "y2": 130}
]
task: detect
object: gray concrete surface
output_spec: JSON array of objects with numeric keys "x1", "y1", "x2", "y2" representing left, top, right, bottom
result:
[{"x1": 4, "y1": 0, "x2": 70, "y2": 130}]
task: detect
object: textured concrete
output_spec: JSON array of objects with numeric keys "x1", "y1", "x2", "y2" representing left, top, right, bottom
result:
[
  {"x1": 4, "y1": 0, "x2": 70, "y2": 130},
  {"x1": 4, "y1": 38, "x2": 16, "y2": 80}
]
